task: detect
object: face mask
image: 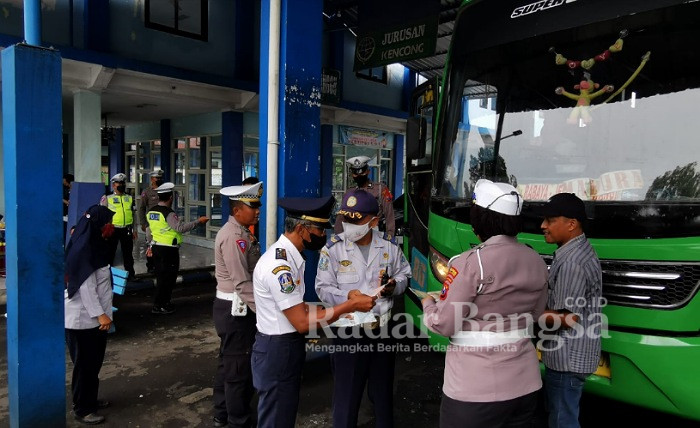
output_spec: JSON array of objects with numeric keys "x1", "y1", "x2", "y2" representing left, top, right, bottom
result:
[
  {"x1": 353, "y1": 174, "x2": 369, "y2": 187},
  {"x1": 101, "y1": 223, "x2": 115, "y2": 239},
  {"x1": 302, "y1": 227, "x2": 327, "y2": 251},
  {"x1": 342, "y1": 220, "x2": 373, "y2": 243},
  {"x1": 116, "y1": 184, "x2": 126, "y2": 193}
]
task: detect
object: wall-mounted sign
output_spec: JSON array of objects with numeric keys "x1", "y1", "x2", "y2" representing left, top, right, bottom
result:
[
  {"x1": 354, "y1": 0, "x2": 440, "y2": 71},
  {"x1": 339, "y1": 126, "x2": 394, "y2": 149},
  {"x1": 321, "y1": 68, "x2": 341, "y2": 105}
]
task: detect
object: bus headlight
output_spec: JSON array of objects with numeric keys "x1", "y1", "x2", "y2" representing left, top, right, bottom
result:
[{"x1": 429, "y1": 246, "x2": 450, "y2": 284}]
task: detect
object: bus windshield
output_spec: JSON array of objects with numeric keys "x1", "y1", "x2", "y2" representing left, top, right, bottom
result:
[{"x1": 436, "y1": 2, "x2": 700, "y2": 205}]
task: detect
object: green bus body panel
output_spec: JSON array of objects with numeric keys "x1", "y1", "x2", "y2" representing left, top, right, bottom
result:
[
  {"x1": 405, "y1": 212, "x2": 700, "y2": 419},
  {"x1": 586, "y1": 331, "x2": 700, "y2": 420}
]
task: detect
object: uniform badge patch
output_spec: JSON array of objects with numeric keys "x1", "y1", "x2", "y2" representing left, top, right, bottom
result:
[
  {"x1": 340, "y1": 260, "x2": 352, "y2": 267},
  {"x1": 318, "y1": 255, "x2": 330, "y2": 271},
  {"x1": 236, "y1": 240, "x2": 247, "y2": 253},
  {"x1": 272, "y1": 265, "x2": 291, "y2": 274},
  {"x1": 440, "y1": 267, "x2": 459, "y2": 300},
  {"x1": 276, "y1": 248, "x2": 287, "y2": 260},
  {"x1": 382, "y1": 186, "x2": 394, "y2": 202},
  {"x1": 278, "y1": 273, "x2": 295, "y2": 293}
]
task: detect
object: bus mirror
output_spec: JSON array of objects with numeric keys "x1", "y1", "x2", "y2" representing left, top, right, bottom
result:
[{"x1": 406, "y1": 116, "x2": 427, "y2": 159}]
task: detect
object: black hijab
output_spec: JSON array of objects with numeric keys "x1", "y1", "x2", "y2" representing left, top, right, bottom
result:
[{"x1": 65, "y1": 205, "x2": 114, "y2": 298}]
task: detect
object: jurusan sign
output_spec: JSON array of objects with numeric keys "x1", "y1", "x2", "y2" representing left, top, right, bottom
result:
[{"x1": 511, "y1": 0, "x2": 577, "y2": 18}]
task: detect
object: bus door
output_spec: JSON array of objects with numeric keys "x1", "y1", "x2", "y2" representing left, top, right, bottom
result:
[{"x1": 404, "y1": 78, "x2": 438, "y2": 293}]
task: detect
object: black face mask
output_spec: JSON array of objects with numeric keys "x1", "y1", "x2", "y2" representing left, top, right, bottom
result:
[
  {"x1": 353, "y1": 174, "x2": 369, "y2": 187},
  {"x1": 155, "y1": 179, "x2": 164, "y2": 186},
  {"x1": 302, "y1": 227, "x2": 327, "y2": 251},
  {"x1": 116, "y1": 184, "x2": 126, "y2": 193}
]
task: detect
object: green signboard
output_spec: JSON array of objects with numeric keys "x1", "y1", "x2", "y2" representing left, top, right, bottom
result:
[{"x1": 353, "y1": 17, "x2": 438, "y2": 71}]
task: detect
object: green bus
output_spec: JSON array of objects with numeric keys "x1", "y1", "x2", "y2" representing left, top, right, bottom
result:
[{"x1": 402, "y1": 0, "x2": 700, "y2": 421}]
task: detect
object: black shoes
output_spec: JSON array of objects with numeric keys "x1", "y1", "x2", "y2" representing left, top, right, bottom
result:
[
  {"x1": 74, "y1": 412, "x2": 105, "y2": 425},
  {"x1": 151, "y1": 304, "x2": 175, "y2": 315},
  {"x1": 213, "y1": 416, "x2": 227, "y2": 427}
]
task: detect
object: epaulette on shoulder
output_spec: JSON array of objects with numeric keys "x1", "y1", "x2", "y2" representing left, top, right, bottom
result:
[
  {"x1": 382, "y1": 232, "x2": 397, "y2": 245},
  {"x1": 327, "y1": 234, "x2": 343, "y2": 248}
]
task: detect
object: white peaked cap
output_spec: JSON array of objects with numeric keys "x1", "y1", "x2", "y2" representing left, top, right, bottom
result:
[
  {"x1": 473, "y1": 179, "x2": 523, "y2": 216},
  {"x1": 220, "y1": 182, "x2": 264, "y2": 202},
  {"x1": 155, "y1": 182, "x2": 175, "y2": 193},
  {"x1": 347, "y1": 155, "x2": 371, "y2": 168},
  {"x1": 111, "y1": 173, "x2": 126, "y2": 182}
]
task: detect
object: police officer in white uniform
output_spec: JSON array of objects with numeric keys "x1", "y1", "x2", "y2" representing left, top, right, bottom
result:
[
  {"x1": 212, "y1": 182, "x2": 263, "y2": 428},
  {"x1": 100, "y1": 173, "x2": 137, "y2": 279},
  {"x1": 316, "y1": 189, "x2": 411, "y2": 428},
  {"x1": 334, "y1": 155, "x2": 395, "y2": 236},
  {"x1": 252, "y1": 196, "x2": 376, "y2": 428}
]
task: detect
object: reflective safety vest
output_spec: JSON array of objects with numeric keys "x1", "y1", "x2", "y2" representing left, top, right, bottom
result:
[
  {"x1": 147, "y1": 205, "x2": 182, "y2": 246},
  {"x1": 107, "y1": 194, "x2": 134, "y2": 227}
]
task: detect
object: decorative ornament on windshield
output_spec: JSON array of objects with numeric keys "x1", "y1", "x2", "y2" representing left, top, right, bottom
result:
[{"x1": 549, "y1": 29, "x2": 651, "y2": 125}]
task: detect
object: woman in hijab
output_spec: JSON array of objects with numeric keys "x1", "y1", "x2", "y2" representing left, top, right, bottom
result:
[{"x1": 65, "y1": 204, "x2": 116, "y2": 425}]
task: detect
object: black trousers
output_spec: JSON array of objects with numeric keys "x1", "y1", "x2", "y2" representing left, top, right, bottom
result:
[
  {"x1": 152, "y1": 245, "x2": 179, "y2": 307},
  {"x1": 66, "y1": 327, "x2": 108, "y2": 417},
  {"x1": 440, "y1": 390, "x2": 539, "y2": 428},
  {"x1": 252, "y1": 332, "x2": 306, "y2": 428},
  {"x1": 213, "y1": 299, "x2": 257, "y2": 428},
  {"x1": 330, "y1": 331, "x2": 396, "y2": 428},
  {"x1": 107, "y1": 226, "x2": 135, "y2": 275}
]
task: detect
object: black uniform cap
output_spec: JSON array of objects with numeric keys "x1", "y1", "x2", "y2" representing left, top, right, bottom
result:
[
  {"x1": 536, "y1": 193, "x2": 587, "y2": 223},
  {"x1": 279, "y1": 195, "x2": 336, "y2": 229}
]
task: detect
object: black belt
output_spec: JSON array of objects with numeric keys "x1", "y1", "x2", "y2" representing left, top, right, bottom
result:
[{"x1": 256, "y1": 331, "x2": 303, "y2": 340}]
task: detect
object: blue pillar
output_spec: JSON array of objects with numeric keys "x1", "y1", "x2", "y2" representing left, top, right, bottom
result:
[
  {"x1": 221, "y1": 111, "x2": 244, "y2": 223},
  {"x1": 320, "y1": 124, "x2": 333, "y2": 197},
  {"x1": 2, "y1": 44, "x2": 65, "y2": 428},
  {"x1": 109, "y1": 127, "x2": 125, "y2": 179},
  {"x1": 260, "y1": 0, "x2": 323, "y2": 298},
  {"x1": 160, "y1": 119, "x2": 171, "y2": 180},
  {"x1": 23, "y1": 0, "x2": 41, "y2": 46},
  {"x1": 393, "y1": 135, "x2": 405, "y2": 197},
  {"x1": 278, "y1": 0, "x2": 323, "y2": 200},
  {"x1": 402, "y1": 68, "x2": 417, "y2": 112},
  {"x1": 259, "y1": 0, "x2": 323, "y2": 247},
  {"x1": 258, "y1": 0, "x2": 272, "y2": 248},
  {"x1": 282, "y1": 0, "x2": 323, "y2": 301}
]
